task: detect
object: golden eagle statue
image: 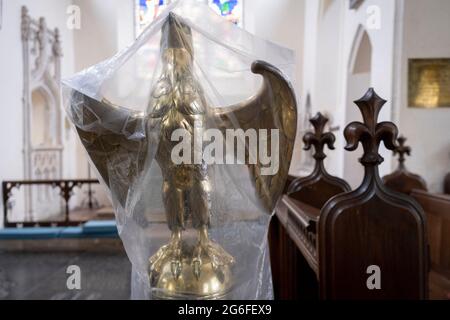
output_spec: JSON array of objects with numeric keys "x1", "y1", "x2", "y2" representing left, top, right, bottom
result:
[{"x1": 68, "y1": 13, "x2": 297, "y2": 299}]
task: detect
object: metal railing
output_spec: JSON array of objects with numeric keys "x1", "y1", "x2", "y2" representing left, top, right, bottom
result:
[{"x1": 2, "y1": 179, "x2": 100, "y2": 228}]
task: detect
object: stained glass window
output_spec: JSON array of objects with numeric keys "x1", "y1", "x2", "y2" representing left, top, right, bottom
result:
[
  {"x1": 135, "y1": 0, "x2": 243, "y2": 36},
  {"x1": 208, "y1": 0, "x2": 243, "y2": 26},
  {"x1": 136, "y1": 0, "x2": 168, "y2": 35}
]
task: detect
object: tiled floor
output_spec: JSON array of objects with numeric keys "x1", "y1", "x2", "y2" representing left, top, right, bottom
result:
[{"x1": 0, "y1": 239, "x2": 131, "y2": 300}]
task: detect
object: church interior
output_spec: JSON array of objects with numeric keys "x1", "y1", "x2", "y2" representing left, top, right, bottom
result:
[{"x1": 0, "y1": 0, "x2": 449, "y2": 301}]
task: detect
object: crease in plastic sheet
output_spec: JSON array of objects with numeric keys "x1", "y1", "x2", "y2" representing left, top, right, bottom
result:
[{"x1": 62, "y1": 0, "x2": 297, "y2": 300}]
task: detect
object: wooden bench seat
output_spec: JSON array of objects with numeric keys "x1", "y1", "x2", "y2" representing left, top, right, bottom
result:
[{"x1": 412, "y1": 190, "x2": 450, "y2": 299}]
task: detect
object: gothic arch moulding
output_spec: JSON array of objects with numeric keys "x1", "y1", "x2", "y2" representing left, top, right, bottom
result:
[{"x1": 348, "y1": 24, "x2": 373, "y2": 75}]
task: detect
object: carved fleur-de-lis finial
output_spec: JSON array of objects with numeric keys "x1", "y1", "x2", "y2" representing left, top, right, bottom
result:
[
  {"x1": 394, "y1": 135, "x2": 411, "y2": 169},
  {"x1": 303, "y1": 112, "x2": 335, "y2": 160},
  {"x1": 344, "y1": 88, "x2": 398, "y2": 166}
]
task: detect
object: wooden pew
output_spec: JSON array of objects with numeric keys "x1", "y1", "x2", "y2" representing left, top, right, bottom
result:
[
  {"x1": 444, "y1": 173, "x2": 450, "y2": 195},
  {"x1": 319, "y1": 89, "x2": 428, "y2": 299},
  {"x1": 269, "y1": 112, "x2": 350, "y2": 299},
  {"x1": 382, "y1": 135, "x2": 427, "y2": 194},
  {"x1": 412, "y1": 190, "x2": 450, "y2": 299},
  {"x1": 270, "y1": 89, "x2": 428, "y2": 299},
  {"x1": 382, "y1": 135, "x2": 450, "y2": 299}
]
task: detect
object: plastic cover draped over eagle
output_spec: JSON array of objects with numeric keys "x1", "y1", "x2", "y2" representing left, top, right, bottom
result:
[{"x1": 63, "y1": 0, "x2": 298, "y2": 299}]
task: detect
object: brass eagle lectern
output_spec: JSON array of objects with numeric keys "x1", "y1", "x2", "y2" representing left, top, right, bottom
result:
[{"x1": 68, "y1": 12, "x2": 297, "y2": 299}]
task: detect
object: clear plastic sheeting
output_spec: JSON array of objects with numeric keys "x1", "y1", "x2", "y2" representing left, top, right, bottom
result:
[{"x1": 63, "y1": 0, "x2": 297, "y2": 300}]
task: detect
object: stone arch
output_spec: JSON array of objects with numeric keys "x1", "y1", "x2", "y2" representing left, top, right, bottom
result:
[{"x1": 348, "y1": 25, "x2": 373, "y2": 75}]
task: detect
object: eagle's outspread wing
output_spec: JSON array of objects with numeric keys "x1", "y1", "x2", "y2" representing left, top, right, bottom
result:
[
  {"x1": 213, "y1": 60, "x2": 298, "y2": 211},
  {"x1": 69, "y1": 90, "x2": 148, "y2": 207}
]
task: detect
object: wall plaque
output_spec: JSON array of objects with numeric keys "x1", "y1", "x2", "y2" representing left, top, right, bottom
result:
[{"x1": 408, "y1": 58, "x2": 450, "y2": 108}]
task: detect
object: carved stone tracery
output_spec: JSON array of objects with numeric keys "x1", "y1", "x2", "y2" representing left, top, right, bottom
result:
[{"x1": 21, "y1": 6, "x2": 63, "y2": 221}]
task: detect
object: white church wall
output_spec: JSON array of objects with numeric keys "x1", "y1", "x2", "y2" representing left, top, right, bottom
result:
[
  {"x1": 312, "y1": 0, "x2": 344, "y2": 176},
  {"x1": 301, "y1": 0, "x2": 320, "y2": 119},
  {"x1": 244, "y1": 0, "x2": 304, "y2": 92},
  {"x1": 397, "y1": 0, "x2": 450, "y2": 193},
  {"x1": 0, "y1": 0, "x2": 76, "y2": 227},
  {"x1": 72, "y1": 0, "x2": 135, "y2": 72},
  {"x1": 71, "y1": 0, "x2": 135, "y2": 183},
  {"x1": 244, "y1": 0, "x2": 305, "y2": 174}
]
